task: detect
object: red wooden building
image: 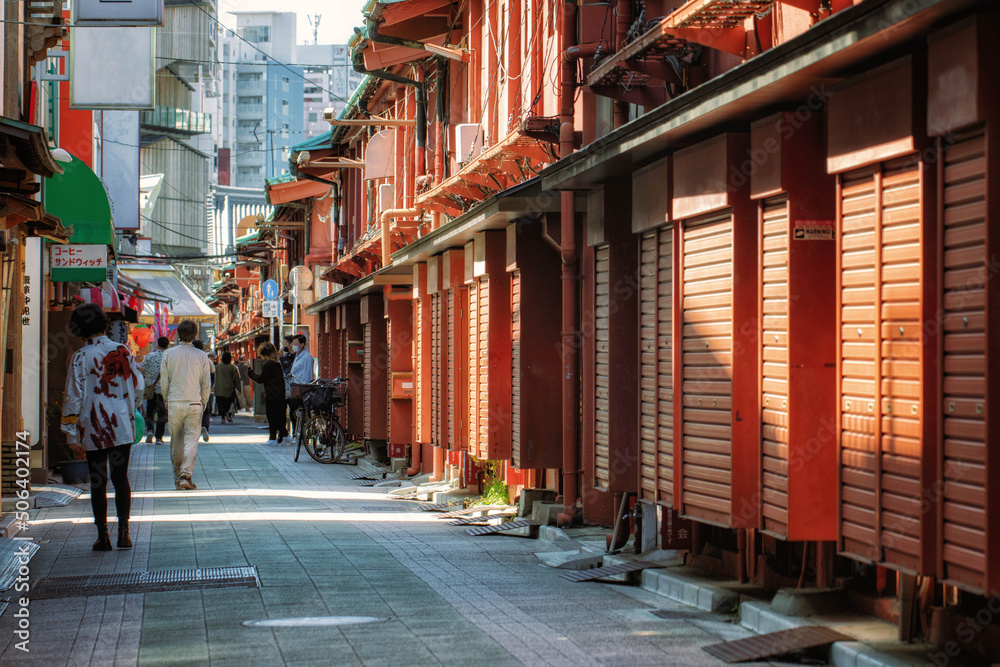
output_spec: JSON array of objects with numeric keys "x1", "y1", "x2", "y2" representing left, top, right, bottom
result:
[{"x1": 272, "y1": 0, "x2": 999, "y2": 645}]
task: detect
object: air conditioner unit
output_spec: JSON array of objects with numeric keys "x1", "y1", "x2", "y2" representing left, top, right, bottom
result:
[
  {"x1": 454, "y1": 123, "x2": 483, "y2": 165},
  {"x1": 379, "y1": 182, "x2": 394, "y2": 212}
]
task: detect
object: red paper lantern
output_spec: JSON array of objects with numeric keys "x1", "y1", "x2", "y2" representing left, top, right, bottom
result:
[{"x1": 131, "y1": 327, "x2": 152, "y2": 349}]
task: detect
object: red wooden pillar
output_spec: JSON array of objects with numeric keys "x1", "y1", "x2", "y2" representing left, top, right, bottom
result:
[
  {"x1": 506, "y1": 216, "x2": 562, "y2": 471},
  {"x1": 750, "y1": 110, "x2": 838, "y2": 541},
  {"x1": 442, "y1": 249, "x2": 468, "y2": 452}
]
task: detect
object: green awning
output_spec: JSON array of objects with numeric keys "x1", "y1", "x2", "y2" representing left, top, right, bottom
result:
[{"x1": 44, "y1": 156, "x2": 114, "y2": 245}]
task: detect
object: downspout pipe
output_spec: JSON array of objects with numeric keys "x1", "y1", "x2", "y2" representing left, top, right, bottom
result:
[
  {"x1": 558, "y1": 0, "x2": 580, "y2": 527},
  {"x1": 380, "y1": 208, "x2": 420, "y2": 265},
  {"x1": 432, "y1": 56, "x2": 448, "y2": 229}
]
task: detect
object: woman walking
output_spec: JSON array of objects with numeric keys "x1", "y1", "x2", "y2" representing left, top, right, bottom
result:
[
  {"x1": 247, "y1": 342, "x2": 288, "y2": 445},
  {"x1": 213, "y1": 352, "x2": 242, "y2": 423},
  {"x1": 61, "y1": 303, "x2": 144, "y2": 551}
]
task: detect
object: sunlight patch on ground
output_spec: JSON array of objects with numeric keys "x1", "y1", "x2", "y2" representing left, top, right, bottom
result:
[
  {"x1": 78, "y1": 488, "x2": 394, "y2": 501},
  {"x1": 30, "y1": 511, "x2": 441, "y2": 525}
]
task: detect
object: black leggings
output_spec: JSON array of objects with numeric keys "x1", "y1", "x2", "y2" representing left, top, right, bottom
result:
[
  {"x1": 265, "y1": 399, "x2": 288, "y2": 440},
  {"x1": 86, "y1": 444, "x2": 132, "y2": 527}
]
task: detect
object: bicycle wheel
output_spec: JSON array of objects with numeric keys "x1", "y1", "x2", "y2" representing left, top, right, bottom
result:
[{"x1": 304, "y1": 414, "x2": 347, "y2": 464}]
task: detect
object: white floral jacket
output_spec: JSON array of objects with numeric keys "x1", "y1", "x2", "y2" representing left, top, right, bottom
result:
[{"x1": 61, "y1": 335, "x2": 144, "y2": 451}]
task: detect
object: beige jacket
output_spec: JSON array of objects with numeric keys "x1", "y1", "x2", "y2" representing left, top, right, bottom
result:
[{"x1": 160, "y1": 342, "x2": 212, "y2": 407}]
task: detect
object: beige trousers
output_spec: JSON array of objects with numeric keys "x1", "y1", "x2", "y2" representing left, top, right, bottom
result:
[{"x1": 168, "y1": 402, "x2": 202, "y2": 483}]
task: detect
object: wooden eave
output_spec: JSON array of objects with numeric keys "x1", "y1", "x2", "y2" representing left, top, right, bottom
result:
[
  {"x1": 266, "y1": 177, "x2": 332, "y2": 205},
  {"x1": 416, "y1": 129, "x2": 556, "y2": 216}
]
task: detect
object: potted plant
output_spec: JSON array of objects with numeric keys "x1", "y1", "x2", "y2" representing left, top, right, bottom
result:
[{"x1": 45, "y1": 395, "x2": 89, "y2": 484}]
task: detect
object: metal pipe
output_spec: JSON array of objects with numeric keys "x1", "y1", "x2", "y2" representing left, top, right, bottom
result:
[
  {"x1": 406, "y1": 441, "x2": 422, "y2": 476},
  {"x1": 380, "y1": 208, "x2": 420, "y2": 265},
  {"x1": 563, "y1": 42, "x2": 600, "y2": 61},
  {"x1": 433, "y1": 57, "x2": 448, "y2": 230},
  {"x1": 614, "y1": 0, "x2": 631, "y2": 128},
  {"x1": 738, "y1": 528, "x2": 749, "y2": 584},
  {"x1": 558, "y1": 0, "x2": 580, "y2": 527}
]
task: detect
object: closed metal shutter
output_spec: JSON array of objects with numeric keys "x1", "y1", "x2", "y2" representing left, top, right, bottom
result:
[
  {"x1": 363, "y1": 323, "x2": 372, "y2": 439},
  {"x1": 478, "y1": 278, "x2": 490, "y2": 459},
  {"x1": 760, "y1": 196, "x2": 791, "y2": 536},
  {"x1": 680, "y1": 211, "x2": 733, "y2": 526},
  {"x1": 594, "y1": 245, "x2": 611, "y2": 490},
  {"x1": 468, "y1": 282, "x2": 479, "y2": 454},
  {"x1": 838, "y1": 156, "x2": 923, "y2": 569},
  {"x1": 431, "y1": 293, "x2": 441, "y2": 446},
  {"x1": 940, "y1": 130, "x2": 988, "y2": 591},
  {"x1": 511, "y1": 270, "x2": 522, "y2": 465},
  {"x1": 639, "y1": 228, "x2": 674, "y2": 504}
]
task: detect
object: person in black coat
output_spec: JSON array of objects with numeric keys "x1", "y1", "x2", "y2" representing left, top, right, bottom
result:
[{"x1": 247, "y1": 342, "x2": 288, "y2": 444}]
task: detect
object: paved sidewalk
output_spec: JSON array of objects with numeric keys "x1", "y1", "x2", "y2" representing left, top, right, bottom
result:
[{"x1": 0, "y1": 415, "x2": 757, "y2": 666}]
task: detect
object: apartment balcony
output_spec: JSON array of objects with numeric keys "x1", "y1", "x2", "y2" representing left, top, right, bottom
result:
[
  {"x1": 140, "y1": 106, "x2": 212, "y2": 135},
  {"x1": 236, "y1": 127, "x2": 263, "y2": 143},
  {"x1": 236, "y1": 103, "x2": 265, "y2": 119},
  {"x1": 236, "y1": 79, "x2": 265, "y2": 96},
  {"x1": 237, "y1": 151, "x2": 266, "y2": 167}
]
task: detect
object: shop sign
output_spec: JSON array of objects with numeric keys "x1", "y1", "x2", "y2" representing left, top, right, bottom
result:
[{"x1": 51, "y1": 244, "x2": 108, "y2": 282}]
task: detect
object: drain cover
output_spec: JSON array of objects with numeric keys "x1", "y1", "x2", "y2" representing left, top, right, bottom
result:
[
  {"x1": 30, "y1": 566, "x2": 260, "y2": 599},
  {"x1": 358, "y1": 506, "x2": 410, "y2": 512},
  {"x1": 243, "y1": 616, "x2": 387, "y2": 628},
  {"x1": 649, "y1": 609, "x2": 714, "y2": 620}
]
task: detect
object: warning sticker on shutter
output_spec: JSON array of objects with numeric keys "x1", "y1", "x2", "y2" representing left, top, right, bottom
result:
[{"x1": 793, "y1": 220, "x2": 834, "y2": 240}]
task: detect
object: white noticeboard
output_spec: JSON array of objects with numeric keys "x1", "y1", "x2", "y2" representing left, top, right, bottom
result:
[
  {"x1": 262, "y1": 300, "x2": 280, "y2": 318},
  {"x1": 73, "y1": 0, "x2": 164, "y2": 26},
  {"x1": 70, "y1": 27, "x2": 155, "y2": 109}
]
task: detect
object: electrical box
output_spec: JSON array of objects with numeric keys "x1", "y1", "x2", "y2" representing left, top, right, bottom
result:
[
  {"x1": 347, "y1": 340, "x2": 364, "y2": 365},
  {"x1": 454, "y1": 124, "x2": 483, "y2": 164},
  {"x1": 391, "y1": 372, "x2": 414, "y2": 399},
  {"x1": 378, "y1": 182, "x2": 394, "y2": 212}
]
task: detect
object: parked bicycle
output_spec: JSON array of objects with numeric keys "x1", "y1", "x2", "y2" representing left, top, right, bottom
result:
[{"x1": 289, "y1": 378, "x2": 348, "y2": 464}]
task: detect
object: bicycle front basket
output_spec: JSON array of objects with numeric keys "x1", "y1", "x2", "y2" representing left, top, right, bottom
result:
[{"x1": 301, "y1": 384, "x2": 341, "y2": 412}]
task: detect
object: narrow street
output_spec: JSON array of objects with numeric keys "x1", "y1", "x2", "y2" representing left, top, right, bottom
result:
[{"x1": 1, "y1": 416, "x2": 754, "y2": 666}]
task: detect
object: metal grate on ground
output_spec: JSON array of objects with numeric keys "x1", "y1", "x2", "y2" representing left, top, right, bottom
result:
[
  {"x1": 560, "y1": 561, "x2": 662, "y2": 582},
  {"x1": 357, "y1": 506, "x2": 412, "y2": 512},
  {"x1": 32, "y1": 484, "x2": 84, "y2": 508},
  {"x1": 449, "y1": 511, "x2": 518, "y2": 526},
  {"x1": 356, "y1": 480, "x2": 378, "y2": 487},
  {"x1": 29, "y1": 566, "x2": 261, "y2": 600},
  {"x1": 702, "y1": 625, "x2": 852, "y2": 663},
  {"x1": 349, "y1": 472, "x2": 382, "y2": 481},
  {"x1": 436, "y1": 504, "x2": 512, "y2": 519},
  {"x1": 417, "y1": 502, "x2": 462, "y2": 512},
  {"x1": 648, "y1": 609, "x2": 717, "y2": 621},
  {"x1": 465, "y1": 519, "x2": 539, "y2": 536}
]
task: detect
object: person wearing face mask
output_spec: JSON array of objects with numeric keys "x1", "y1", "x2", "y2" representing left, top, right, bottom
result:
[{"x1": 287, "y1": 334, "x2": 314, "y2": 436}]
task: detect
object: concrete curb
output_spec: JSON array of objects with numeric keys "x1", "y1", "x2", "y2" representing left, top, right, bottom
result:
[{"x1": 641, "y1": 568, "x2": 741, "y2": 613}]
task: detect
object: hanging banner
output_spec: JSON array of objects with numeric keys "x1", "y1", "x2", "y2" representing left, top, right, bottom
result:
[
  {"x1": 21, "y1": 238, "x2": 43, "y2": 447},
  {"x1": 51, "y1": 244, "x2": 108, "y2": 282}
]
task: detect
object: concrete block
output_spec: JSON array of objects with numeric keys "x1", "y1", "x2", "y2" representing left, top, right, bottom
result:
[
  {"x1": 739, "y1": 600, "x2": 803, "y2": 634},
  {"x1": 531, "y1": 501, "x2": 562, "y2": 525},
  {"x1": 518, "y1": 488, "x2": 557, "y2": 517},
  {"x1": 641, "y1": 568, "x2": 741, "y2": 613},
  {"x1": 638, "y1": 501, "x2": 657, "y2": 553},
  {"x1": 770, "y1": 587, "x2": 851, "y2": 617}
]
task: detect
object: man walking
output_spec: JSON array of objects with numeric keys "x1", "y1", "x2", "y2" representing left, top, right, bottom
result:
[
  {"x1": 160, "y1": 320, "x2": 212, "y2": 490},
  {"x1": 141, "y1": 336, "x2": 170, "y2": 444}
]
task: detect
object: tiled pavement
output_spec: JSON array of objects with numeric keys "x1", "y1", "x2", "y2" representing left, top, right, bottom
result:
[{"x1": 0, "y1": 415, "x2": 758, "y2": 666}]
